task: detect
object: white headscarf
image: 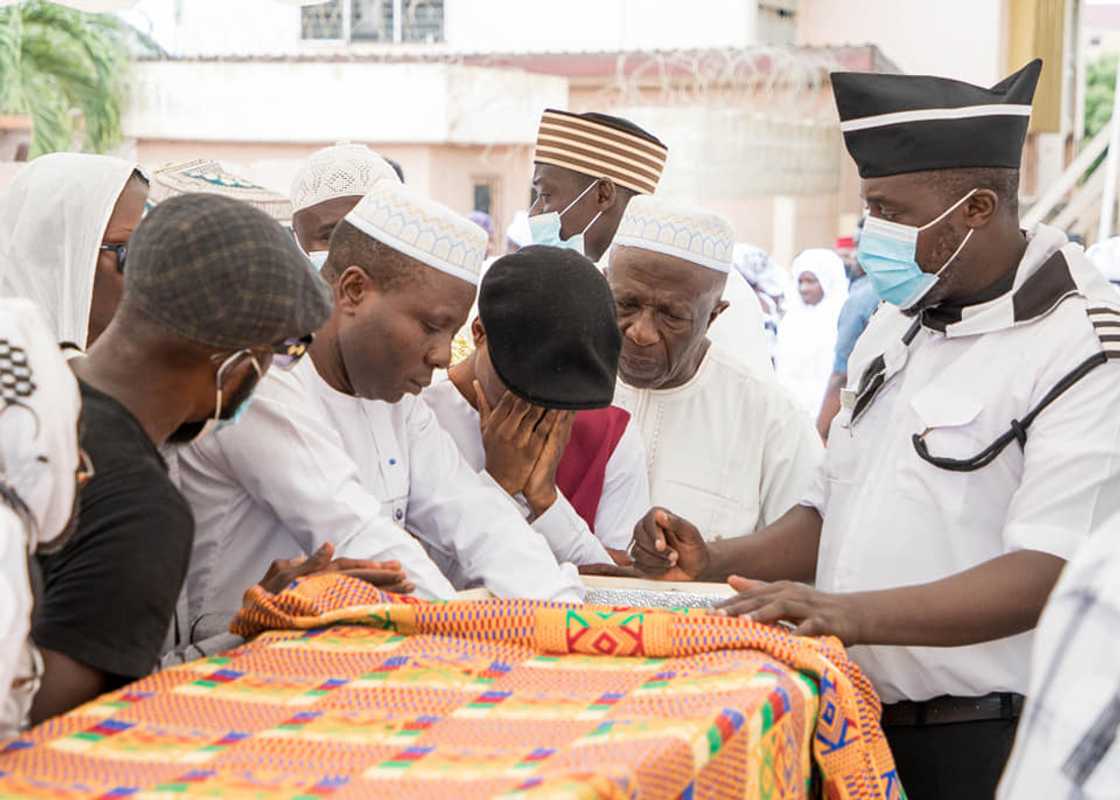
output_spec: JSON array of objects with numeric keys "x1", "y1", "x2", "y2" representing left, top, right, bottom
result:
[
  {"x1": 774, "y1": 249, "x2": 849, "y2": 419},
  {"x1": 1086, "y1": 237, "x2": 1120, "y2": 286},
  {"x1": 0, "y1": 298, "x2": 82, "y2": 737},
  {"x1": 0, "y1": 153, "x2": 138, "y2": 349}
]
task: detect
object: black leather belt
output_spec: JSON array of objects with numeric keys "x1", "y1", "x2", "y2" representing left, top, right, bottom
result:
[{"x1": 881, "y1": 692, "x2": 1024, "y2": 727}]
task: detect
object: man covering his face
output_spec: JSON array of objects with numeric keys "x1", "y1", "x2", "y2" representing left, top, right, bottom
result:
[{"x1": 424, "y1": 245, "x2": 649, "y2": 566}]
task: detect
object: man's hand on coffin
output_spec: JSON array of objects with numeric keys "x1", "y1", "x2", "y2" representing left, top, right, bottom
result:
[
  {"x1": 713, "y1": 576, "x2": 864, "y2": 645},
  {"x1": 629, "y1": 507, "x2": 710, "y2": 582},
  {"x1": 523, "y1": 409, "x2": 575, "y2": 517},
  {"x1": 475, "y1": 383, "x2": 548, "y2": 498},
  {"x1": 256, "y1": 542, "x2": 415, "y2": 596}
]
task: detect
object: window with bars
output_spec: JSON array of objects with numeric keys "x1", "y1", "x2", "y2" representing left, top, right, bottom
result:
[{"x1": 300, "y1": 0, "x2": 444, "y2": 43}]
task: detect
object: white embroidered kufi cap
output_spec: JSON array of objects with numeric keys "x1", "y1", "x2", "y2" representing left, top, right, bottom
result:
[
  {"x1": 148, "y1": 159, "x2": 292, "y2": 223},
  {"x1": 613, "y1": 195, "x2": 734, "y2": 273},
  {"x1": 344, "y1": 181, "x2": 487, "y2": 285},
  {"x1": 290, "y1": 143, "x2": 400, "y2": 214}
]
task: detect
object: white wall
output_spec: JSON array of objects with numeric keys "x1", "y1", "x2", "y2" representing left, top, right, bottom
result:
[
  {"x1": 124, "y1": 0, "x2": 768, "y2": 56},
  {"x1": 797, "y1": 0, "x2": 1008, "y2": 86},
  {"x1": 446, "y1": 0, "x2": 758, "y2": 52},
  {"x1": 122, "y1": 61, "x2": 567, "y2": 144}
]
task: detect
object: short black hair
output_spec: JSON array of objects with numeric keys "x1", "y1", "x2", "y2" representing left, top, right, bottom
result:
[
  {"x1": 921, "y1": 167, "x2": 1020, "y2": 216},
  {"x1": 322, "y1": 219, "x2": 419, "y2": 292},
  {"x1": 578, "y1": 112, "x2": 665, "y2": 149}
]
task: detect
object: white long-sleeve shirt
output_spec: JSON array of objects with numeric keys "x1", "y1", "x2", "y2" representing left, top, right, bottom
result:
[
  {"x1": 176, "y1": 357, "x2": 583, "y2": 636},
  {"x1": 614, "y1": 342, "x2": 823, "y2": 541},
  {"x1": 804, "y1": 225, "x2": 1120, "y2": 704},
  {"x1": 421, "y1": 377, "x2": 650, "y2": 562}
]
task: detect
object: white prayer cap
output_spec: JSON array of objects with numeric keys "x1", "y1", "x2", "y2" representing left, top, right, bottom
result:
[
  {"x1": 149, "y1": 159, "x2": 292, "y2": 223},
  {"x1": 613, "y1": 195, "x2": 734, "y2": 273},
  {"x1": 1087, "y1": 236, "x2": 1120, "y2": 284},
  {"x1": 344, "y1": 180, "x2": 488, "y2": 286},
  {"x1": 290, "y1": 142, "x2": 400, "y2": 214}
]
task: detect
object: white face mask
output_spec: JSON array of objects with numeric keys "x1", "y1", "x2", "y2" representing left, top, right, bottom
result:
[
  {"x1": 527, "y1": 179, "x2": 603, "y2": 256},
  {"x1": 307, "y1": 250, "x2": 329, "y2": 272}
]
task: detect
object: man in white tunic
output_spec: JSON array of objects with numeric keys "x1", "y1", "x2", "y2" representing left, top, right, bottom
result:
[
  {"x1": 628, "y1": 60, "x2": 1120, "y2": 800},
  {"x1": 608, "y1": 197, "x2": 822, "y2": 541},
  {"x1": 424, "y1": 245, "x2": 649, "y2": 564},
  {"x1": 177, "y1": 181, "x2": 584, "y2": 643}
]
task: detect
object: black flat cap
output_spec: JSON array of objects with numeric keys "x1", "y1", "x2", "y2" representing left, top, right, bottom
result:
[
  {"x1": 479, "y1": 245, "x2": 621, "y2": 410},
  {"x1": 125, "y1": 193, "x2": 333, "y2": 350},
  {"x1": 831, "y1": 59, "x2": 1042, "y2": 178}
]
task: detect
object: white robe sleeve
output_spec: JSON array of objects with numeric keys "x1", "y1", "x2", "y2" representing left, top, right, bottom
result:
[
  {"x1": 592, "y1": 422, "x2": 651, "y2": 550},
  {"x1": 1002, "y1": 354, "x2": 1120, "y2": 559},
  {"x1": 529, "y1": 490, "x2": 612, "y2": 566},
  {"x1": 201, "y1": 380, "x2": 456, "y2": 600},
  {"x1": 758, "y1": 391, "x2": 826, "y2": 529},
  {"x1": 400, "y1": 398, "x2": 585, "y2": 602}
]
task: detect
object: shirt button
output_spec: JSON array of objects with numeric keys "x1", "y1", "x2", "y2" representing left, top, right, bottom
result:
[{"x1": 394, "y1": 508, "x2": 404, "y2": 522}]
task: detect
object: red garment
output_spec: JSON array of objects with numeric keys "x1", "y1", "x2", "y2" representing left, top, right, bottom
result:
[{"x1": 555, "y1": 406, "x2": 631, "y2": 533}]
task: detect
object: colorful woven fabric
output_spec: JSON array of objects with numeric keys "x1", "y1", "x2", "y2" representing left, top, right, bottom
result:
[{"x1": 0, "y1": 575, "x2": 902, "y2": 799}]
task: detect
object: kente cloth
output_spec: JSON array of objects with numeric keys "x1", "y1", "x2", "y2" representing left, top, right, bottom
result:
[
  {"x1": 0, "y1": 574, "x2": 902, "y2": 800},
  {"x1": 555, "y1": 407, "x2": 632, "y2": 534}
]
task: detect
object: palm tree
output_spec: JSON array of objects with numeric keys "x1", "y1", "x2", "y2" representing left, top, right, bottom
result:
[{"x1": 0, "y1": 1, "x2": 159, "y2": 157}]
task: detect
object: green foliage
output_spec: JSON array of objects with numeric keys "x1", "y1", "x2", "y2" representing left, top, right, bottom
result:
[
  {"x1": 0, "y1": 1, "x2": 156, "y2": 157},
  {"x1": 1086, "y1": 54, "x2": 1119, "y2": 141}
]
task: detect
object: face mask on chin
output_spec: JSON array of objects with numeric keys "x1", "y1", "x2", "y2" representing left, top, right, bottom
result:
[{"x1": 166, "y1": 350, "x2": 263, "y2": 445}]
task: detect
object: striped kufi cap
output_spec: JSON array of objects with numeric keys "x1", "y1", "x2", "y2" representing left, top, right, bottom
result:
[
  {"x1": 533, "y1": 109, "x2": 668, "y2": 195},
  {"x1": 613, "y1": 195, "x2": 734, "y2": 274},
  {"x1": 148, "y1": 159, "x2": 292, "y2": 223},
  {"x1": 832, "y1": 59, "x2": 1041, "y2": 178},
  {"x1": 344, "y1": 180, "x2": 488, "y2": 286},
  {"x1": 290, "y1": 142, "x2": 400, "y2": 213}
]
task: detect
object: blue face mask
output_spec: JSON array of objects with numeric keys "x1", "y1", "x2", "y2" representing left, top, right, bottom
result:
[
  {"x1": 857, "y1": 189, "x2": 977, "y2": 310},
  {"x1": 528, "y1": 179, "x2": 602, "y2": 255}
]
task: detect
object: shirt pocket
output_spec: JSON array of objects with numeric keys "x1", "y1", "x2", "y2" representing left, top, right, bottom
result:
[
  {"x1": 897, "y1": 387, "x2": 986, "y2": 520},
  {"x1": 660, "y1": 480, "x2": 759, "y2": 541}
]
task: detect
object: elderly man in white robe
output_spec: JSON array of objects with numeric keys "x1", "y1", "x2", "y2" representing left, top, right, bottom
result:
[
  {"x1": 176, "y1": 181, "x2": 584, "y2": 647},
  {"x1": 607, "y1": 197, "x2": 823, "y2": 542}
]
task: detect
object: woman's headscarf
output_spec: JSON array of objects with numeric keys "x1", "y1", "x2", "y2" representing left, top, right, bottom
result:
[
  {"x1": 0, "y1": 298, "x2": 82, "y2": 736},
  {"x1": 775, "y1": 249, "x2": 850, "y2": 418},
  {"x1": 0, "y1": 153, "x2": 138, "y2": 349}
]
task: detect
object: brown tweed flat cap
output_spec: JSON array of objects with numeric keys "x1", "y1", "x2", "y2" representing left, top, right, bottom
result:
[{"x1": 124, "y1": 193, "x2": 332, "y2": 350}]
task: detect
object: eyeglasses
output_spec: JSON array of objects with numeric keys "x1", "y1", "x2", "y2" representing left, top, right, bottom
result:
[
  {"x1": 99, "y1": 243, "x2": 127, "y2": 273},
  {"x1": 272, "y1": 333, "x2": 313, "y2": 371}
]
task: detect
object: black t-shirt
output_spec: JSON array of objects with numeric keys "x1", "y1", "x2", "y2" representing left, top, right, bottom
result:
[{"x1": 32, "y1": 381, "x2": 194, "y2": 686}]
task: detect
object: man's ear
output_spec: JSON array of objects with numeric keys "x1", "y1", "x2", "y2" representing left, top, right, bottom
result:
[
  {"x1": 964, "y1": 189, "x2": 999, "y2": 228},
  {"x1": 595, "y1": 176, "x2": 618, "y2": 211},
  {"x1": 706, "y1": 299, "x2": 730, "y2": 330},
  {"x1": 336, "y1": 265, "x2": 371, "y2": 313},
  {"x1": 471, "y1": 316, "x2": 486, "y2": 347}
]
